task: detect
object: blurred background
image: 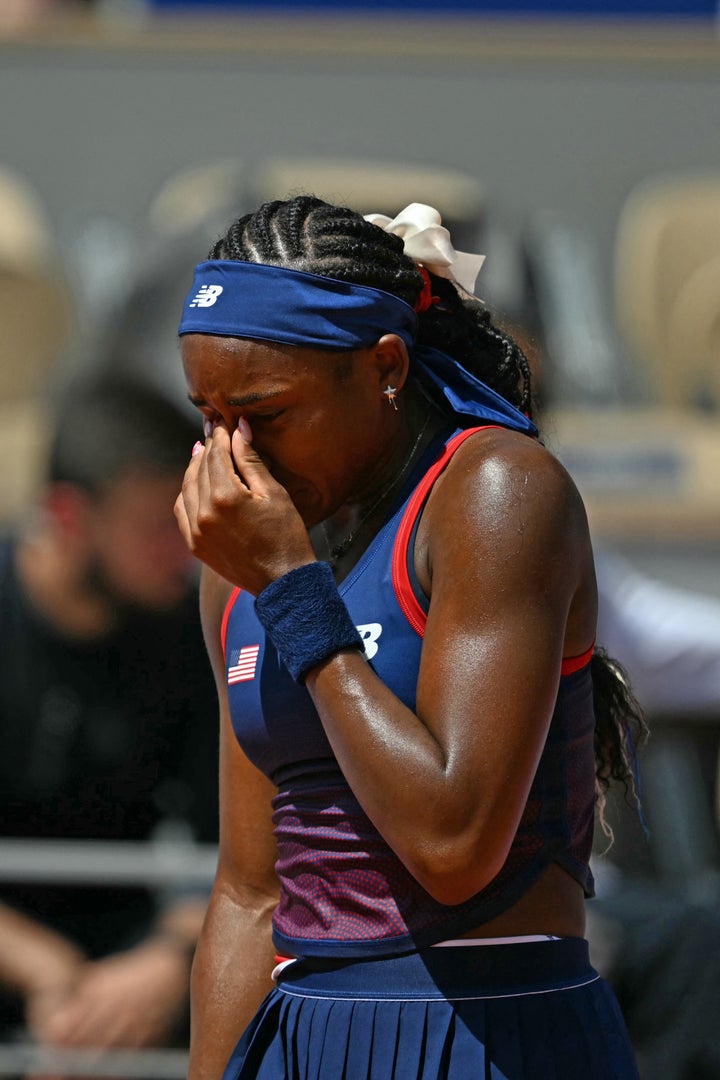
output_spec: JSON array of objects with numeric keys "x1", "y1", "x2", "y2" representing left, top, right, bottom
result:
[{"x1": 1, "y1": 0, "x2": 719, "y2": 1077}]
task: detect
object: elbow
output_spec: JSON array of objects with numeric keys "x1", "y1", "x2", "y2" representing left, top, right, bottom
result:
[
  {"x1": 407, "y1": 838, "x2": 510, "y2": 907},
  {"x1": 419, "y1": 867, "x2": 503, "y2": 908}
]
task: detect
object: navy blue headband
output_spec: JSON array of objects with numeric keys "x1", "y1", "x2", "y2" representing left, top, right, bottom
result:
[
  {"x1": 179, "y1": 260, "x2": 418, "y2": 349},
  {"x1": 178, "y1": 260, "x2": 537, "y2": 437}
]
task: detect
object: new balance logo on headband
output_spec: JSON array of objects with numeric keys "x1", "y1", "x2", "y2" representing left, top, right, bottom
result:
[{"x1": 189, "y1": 284, "x2": 223, "y2": 308}]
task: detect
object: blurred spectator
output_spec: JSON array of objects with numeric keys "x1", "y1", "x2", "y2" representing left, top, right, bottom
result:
[{"x1": 0, "y1": 374, "x2": 218, "y2": 1061}]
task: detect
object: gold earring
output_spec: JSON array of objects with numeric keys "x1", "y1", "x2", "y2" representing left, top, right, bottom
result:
[{"x1": 383, "y1": 385, "x2": 398, "y2": 410}]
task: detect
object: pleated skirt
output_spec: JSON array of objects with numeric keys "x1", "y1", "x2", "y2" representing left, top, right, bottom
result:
[{"x1": 221, "y1": 938, "x2": 639, "y2": 1079}]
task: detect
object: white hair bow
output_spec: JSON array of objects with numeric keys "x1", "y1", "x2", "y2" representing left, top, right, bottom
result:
[{"x1": 363, "y1": 203, "x2": 485, "y2": 296}]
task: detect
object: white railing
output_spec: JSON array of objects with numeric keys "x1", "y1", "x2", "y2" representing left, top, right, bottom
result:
[
  {"x1": 0, "y1": 838, "x2": 219, "y2": 1078},
  {"x1": 0, "y1": 1044, "x2": 190, "y2": 1078},
  {"x1": 0, "y1": 838, "x2": 218, "y2": 887}
]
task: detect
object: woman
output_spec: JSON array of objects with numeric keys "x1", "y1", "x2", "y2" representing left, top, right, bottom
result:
[{"x1": 174, "y1": 197, "x2": 644, "y2": 1079}]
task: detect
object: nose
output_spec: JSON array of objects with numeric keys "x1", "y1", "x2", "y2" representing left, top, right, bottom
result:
[{"x1": 205, "y1": 412, "x2": 237, "y2": 436}]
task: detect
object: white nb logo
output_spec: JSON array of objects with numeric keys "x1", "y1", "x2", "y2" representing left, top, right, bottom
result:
[
  {"x1": 356, "y1": 623, "x2": 382, "y2": 661},
  {"x1": 190, "y1": 284, "x2": 223, "y2": 308}
]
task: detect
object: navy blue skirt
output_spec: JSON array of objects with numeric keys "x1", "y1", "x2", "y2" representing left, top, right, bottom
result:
[{"x1": 221, "y1": 938, "x2": 638, "y2": 1079}]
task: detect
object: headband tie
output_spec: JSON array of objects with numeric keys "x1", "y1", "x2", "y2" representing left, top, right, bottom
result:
[{"x1": 178, "y1": 260, "x2": 536, "y2": 436}]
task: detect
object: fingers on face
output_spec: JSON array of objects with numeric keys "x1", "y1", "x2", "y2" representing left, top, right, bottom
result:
[
  {"x1": 174, "y1": 440, "x2": 206, "y2": 544},
  {"x1": 177, "y1": 428, "x2": 248, "y2": 551}
]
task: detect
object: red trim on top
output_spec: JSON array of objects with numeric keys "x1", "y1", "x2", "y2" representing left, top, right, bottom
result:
[
  {"x1": 391, "y1": 427, "x2": 499, "y2": 636},
  {"x1": 390, "y1": 427, "x2": 597, "y2": 677},
  {"x1": 220, "y1": 586, "x2": 242, "y2": 660},
  {"x1": 560, "y1": 643, "x2": 595, "y2": 676}
]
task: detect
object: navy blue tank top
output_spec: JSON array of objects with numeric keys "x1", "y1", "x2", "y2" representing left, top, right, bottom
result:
[{"x1": 222, "y1": 427, "x2": 597, "y2": 958}]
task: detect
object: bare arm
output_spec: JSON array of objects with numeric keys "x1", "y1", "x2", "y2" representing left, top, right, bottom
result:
[
  {"x1": 0, "y1": 902, "x2": 85, "y2": 999},
  {"x1": 26, "y1": 895, "x2": 210, "y2": 1052},
  {"x1": 188, "y1": 568, "x2": 280, "y2": 1080},
  {"x1": 306, "y1": 430, "x2": 596, "y2": 902},
  {"x1": 177, "y1": 425, "x2": 596, "y2": 909}
]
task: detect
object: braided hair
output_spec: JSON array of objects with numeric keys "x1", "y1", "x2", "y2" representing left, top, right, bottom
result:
[
  {"x1": 210, "y1": 195, "x2": 647, "y2": 815},
  {"x1": 209, "y1": 195, "x2": 533, "y2": 416}
]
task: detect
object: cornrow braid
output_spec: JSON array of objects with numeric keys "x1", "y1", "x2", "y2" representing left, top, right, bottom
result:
[
  {"x1": 209, "y1": 196, "x2": 423, "y2": 305},
  {"x1": 208, "y1": 195, "x2": 532, "y2": 412}
]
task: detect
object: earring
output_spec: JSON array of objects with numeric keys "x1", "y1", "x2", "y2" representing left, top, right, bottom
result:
[{"x1": 383, "y1": 385, "x2": 398, "y2": 410}]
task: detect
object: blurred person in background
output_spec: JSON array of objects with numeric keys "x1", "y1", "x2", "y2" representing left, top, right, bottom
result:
[{"x1": 0, "y1": 374, "x2": 218, "y2": 1060}]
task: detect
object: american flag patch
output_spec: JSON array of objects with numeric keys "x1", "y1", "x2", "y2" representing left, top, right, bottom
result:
[{"x1": 228, "y1": 644, "x2": 260, "y2": 684}]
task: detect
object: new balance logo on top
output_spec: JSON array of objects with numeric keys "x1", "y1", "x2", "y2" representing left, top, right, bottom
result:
[
  {"x1": 228, "y1": 644, "x2": 260, "y2": 684},
  {"x1": 189, "y1": 284, "x2": 223, "y2": 308},
  {"x1": 356, "y1": 623, "x2": 382, "y2": 661}
]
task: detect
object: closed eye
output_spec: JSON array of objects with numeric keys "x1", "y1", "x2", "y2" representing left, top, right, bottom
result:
[{"x1": 251, "y1": 410, "x2": 285, "y2": 424}]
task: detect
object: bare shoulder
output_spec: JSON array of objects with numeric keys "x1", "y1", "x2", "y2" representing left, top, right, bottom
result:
[
  {"x1": 452, "y1": 425, "x2": 584, "y2": 505},
  {"x1": 418, "y1": 426, "x2": 594, "y2": 617},
  {"x1": 431, "y1": 426, "x2": 589, "y2": 543}
]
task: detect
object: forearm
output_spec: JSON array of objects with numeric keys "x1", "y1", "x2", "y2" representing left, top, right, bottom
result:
[
  {"x1": 188, "y1": 884, "x2": 277, "y2": 1080},
  {"x1": 307, "y1": 651, "x2": 448, "y2": 814},
  {"x1": 304, "y1": 636, "x2": 555, "y2": 904},
  {"x1": 256, "y1": 565, "x2": 516, "y2": 876},
  {"x1": 23, "y1": 898, "x2": 210, "y2": 1053},
  {"x1": 305, "y1": 652, "x2": 477, "y2": 895},
  {"x1": 0, "y1": 902, "x2": 85, "y2": 996}
]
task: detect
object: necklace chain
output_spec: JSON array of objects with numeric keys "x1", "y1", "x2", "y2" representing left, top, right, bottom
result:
[{"x1": 324, "y1": 413, "x2": 431, "y2": 568}]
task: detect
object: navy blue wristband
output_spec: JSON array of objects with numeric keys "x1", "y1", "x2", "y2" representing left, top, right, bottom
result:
[{"x1": 254, "y1": 562, "x2": 364, "y2": 683}]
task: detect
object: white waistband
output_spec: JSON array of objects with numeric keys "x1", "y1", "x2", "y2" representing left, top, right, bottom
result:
[{"x1": 432, "y1": 934, "x2": 562, "y2": 947}]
